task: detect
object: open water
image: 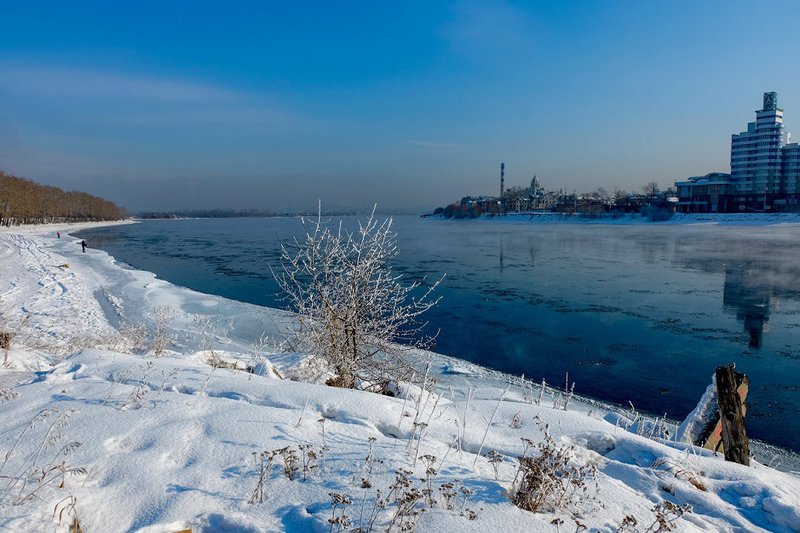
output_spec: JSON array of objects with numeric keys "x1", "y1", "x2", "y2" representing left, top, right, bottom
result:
[{"x1": 76, "y1": 217, "x2": 800, "y2": 452}]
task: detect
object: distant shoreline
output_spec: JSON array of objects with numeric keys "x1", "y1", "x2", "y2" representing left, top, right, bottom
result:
[
  {"x1": 0, "y1": 218, "x2": 137, "y2": 236},
  {"x1": 428, "y1": 211, "x2": 800, "y2": 226}
]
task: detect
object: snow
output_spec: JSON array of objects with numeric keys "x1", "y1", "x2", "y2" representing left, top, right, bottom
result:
[
  {"x1": 675, "y1": 379, "x2": 718, "y2": 446},
  {"x1": 1, "y1": 222, "x2": 799, "y2": 532}
]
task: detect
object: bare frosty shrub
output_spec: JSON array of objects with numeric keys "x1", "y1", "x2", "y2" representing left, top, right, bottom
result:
[
  {"x1": 0, "y1": 388, "x2": 19, "y2": 404},
  {"x1": 193, "y1": 314, "x2": 226, "y2": 367},
  {"x1": 0, "y1": 331, "x2": 12, "y2": 351},
  {"x1": 615, "y1": 501, "x2": 693, "y2": 532},
  {"x1": 0, "y1": 309, "x2": 29, "y2": 365},
  {"x1": 0, "y1": 331, "x2": 12, "y2": 367},
  {"x1": 0, "y1": 297, "x2": 13, "y2": 354},
  {"x1": 151, "y1": 306, "x2": 175, "y2": 356},
  {"x1": 249, "y1": 332, "x2": 271, "y2": 371},
  {"x1": 510, "y1": 432, "x2": 598, "y2": 514},
  {"x1": 328, "y1": 492, "x2": 353, "y2": 532},
  {"x1": 275, "y1": 209, "x2": 441, "y2": 391},
  {"x1": 119, "y1": 322, "x2": 147, "y2": 353}
]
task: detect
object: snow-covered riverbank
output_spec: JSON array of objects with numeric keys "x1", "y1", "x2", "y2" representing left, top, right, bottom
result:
[{"x1": 1, "y1": 222, "x2": 799, "y2": 532}]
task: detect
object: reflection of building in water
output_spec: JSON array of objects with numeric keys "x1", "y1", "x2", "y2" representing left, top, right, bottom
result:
[
  {"x1": 673, "y1": 231, "x2": 800, "y2": 349},
  {"x1": 722, "y1": 264, "x2": 772, "y2": 348}
]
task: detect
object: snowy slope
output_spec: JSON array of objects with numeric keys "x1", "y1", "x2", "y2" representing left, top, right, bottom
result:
[{"x1": 1, "y1": 223, "x2": 799, "y2": 533}]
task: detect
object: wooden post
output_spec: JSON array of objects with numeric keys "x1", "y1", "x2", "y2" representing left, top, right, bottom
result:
[{"x1": 715, "y1": 365, "x2": 750, "y2": 466}]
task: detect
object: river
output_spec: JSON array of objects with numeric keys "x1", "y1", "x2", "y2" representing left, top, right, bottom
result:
[{"x1": 76, "y1": 216, "x2": 800, "y2": 452}]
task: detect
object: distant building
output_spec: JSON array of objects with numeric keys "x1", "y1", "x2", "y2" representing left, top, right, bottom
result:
[
  {"x1": 530, "y1": 175, "x2": 540, "y2": 195},
  {"x1": 460, "y1": 195, "x2": 501, "y2": 214},
  {"x1": 782, "y1": 142, "x2": 800, "y2": 195},
  {"x1": 676, "y1": 92, "x2": 800, "y2": 212},
  {"x1": 731, "y1": 91, "x2": 784, "y2": 195},
  {"x1": 675, "y1": 172, "x2": 732, "y2": 213}
]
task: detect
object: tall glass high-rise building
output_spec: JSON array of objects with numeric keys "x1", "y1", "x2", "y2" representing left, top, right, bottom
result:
[
  {"x1": 730, "y1": 92, "x2": 785, "y2": 194},
  {"x1": 677, "y1": 91, "x2": 800, "y2": 212}
]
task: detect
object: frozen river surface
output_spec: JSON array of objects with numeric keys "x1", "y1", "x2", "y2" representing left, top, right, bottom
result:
[{"x1": 77, "y1": 217, "x2": 800, "y2": 452}]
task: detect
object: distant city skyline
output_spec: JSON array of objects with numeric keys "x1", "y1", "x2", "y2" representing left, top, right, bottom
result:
[
  {"x1": 2, "y1": 1, "x2": 800, "y2": 212},
  {"x1": 675, "y1": 91, "x2": 800, "y2": 213}
]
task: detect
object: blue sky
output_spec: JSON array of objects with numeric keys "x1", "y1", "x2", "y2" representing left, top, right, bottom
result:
[{"x1": 2, "y1": 1, "x2": 799, "y2": 212}]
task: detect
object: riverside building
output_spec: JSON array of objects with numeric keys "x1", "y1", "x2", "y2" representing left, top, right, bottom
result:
[{"x1": 676, "y1": 92, "x2": 800, "y2": 212}]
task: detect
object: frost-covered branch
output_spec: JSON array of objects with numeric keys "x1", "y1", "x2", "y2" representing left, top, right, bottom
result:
[{"x1": 275, "y1": 207, "x2": 442, "y2": 391}]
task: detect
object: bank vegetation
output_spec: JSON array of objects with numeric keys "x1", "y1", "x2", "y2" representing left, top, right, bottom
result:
[{"x1": 0, "y1": 171, "x2": 126, "y2": 226}]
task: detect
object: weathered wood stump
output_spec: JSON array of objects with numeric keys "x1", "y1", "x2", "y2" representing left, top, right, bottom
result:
[{"x1": 715, "y1": 365, "x2": 750, "y2": 466}]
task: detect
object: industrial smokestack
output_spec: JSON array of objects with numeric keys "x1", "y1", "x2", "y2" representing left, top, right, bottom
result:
[{"x1": 500, "y1": 162, "x2": 505, "y2": 199}]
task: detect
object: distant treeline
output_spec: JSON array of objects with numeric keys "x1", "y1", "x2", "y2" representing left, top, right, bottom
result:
[
  {"x1": 138, "y1": 208, "x2": 278, "y2": 219},
  {"x1": 0, "y1": 171, "x2": 127, "y2": 226},
  {"x1": 137, "y1": 208, "x2": 358, "y2": 219}
]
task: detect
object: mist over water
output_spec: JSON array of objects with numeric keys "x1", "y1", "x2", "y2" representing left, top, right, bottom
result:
[{"x1": 77, "y1": 217, "x2": 800, "y2": 452}]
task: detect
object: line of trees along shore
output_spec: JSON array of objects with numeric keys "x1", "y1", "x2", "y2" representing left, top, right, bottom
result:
[{"x1": 0, "y1": 171, "x2": 127, "y2": 226}]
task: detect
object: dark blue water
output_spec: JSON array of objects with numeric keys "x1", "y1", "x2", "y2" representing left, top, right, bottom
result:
[{"x1": 77, "y1": 217, "x2": 800, "y2": 452}]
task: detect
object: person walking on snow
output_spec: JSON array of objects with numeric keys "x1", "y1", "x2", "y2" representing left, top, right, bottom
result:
[
  {"x1": 57, "y1": 231, "x2": 60, "y2": 238},
  {"x1": 80, "y1": 240, "x2": 86, "y2": 253}
]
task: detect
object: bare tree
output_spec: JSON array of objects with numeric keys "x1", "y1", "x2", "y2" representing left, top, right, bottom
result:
[
  {"x1": 642, "y1": 181, "x2": 660, "y2": 198},
  {"x1": 275, "y1": 209, "x2": 442, "y2": 391}
]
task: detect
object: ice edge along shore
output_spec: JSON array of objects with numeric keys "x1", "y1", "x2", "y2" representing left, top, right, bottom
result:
[{"x1": 0, "y1": 219, "x2": 799, "y2": 532}]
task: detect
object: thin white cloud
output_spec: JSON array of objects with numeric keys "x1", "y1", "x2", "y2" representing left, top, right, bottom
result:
[
  {"x1": 405, "y1": 140, "x2": 462, "y2": 149},
  {"x1": 0, "y1": 62, "x2": 311, "y2": 128},
  {"x1": 441, "y1": 0, "x2": 537, "y2": 57},
  {"x1": 0, "y1": 64, "x2": 238, "y2": 102},
  {"x1": 103, "y1": 108, "x2": 294, "y2": 126}
]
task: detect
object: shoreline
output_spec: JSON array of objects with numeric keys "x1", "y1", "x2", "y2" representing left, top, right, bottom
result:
[
  {"x1": 2, "y1": 222, "x2": 800, "y2": 530},
  {"x1": 12, "y1": 219, "x2": 800, "y2": 466},
  {"x1": 430, "y1": 211, "x2": 800, "y2": 226},
  {"x1": 0, "y1": 218, "x2": 138, "y2": 236}
]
